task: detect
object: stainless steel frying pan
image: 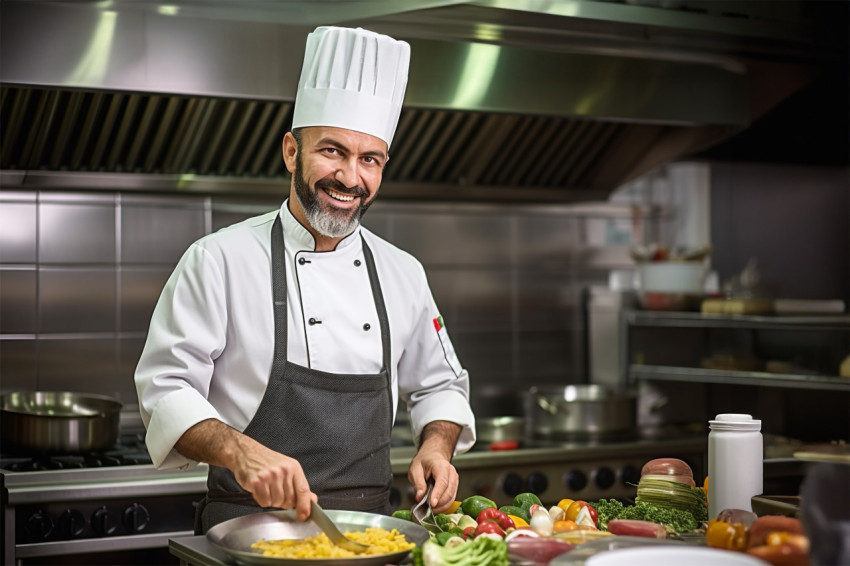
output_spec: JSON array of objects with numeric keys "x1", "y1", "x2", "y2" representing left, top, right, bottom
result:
[{"x1": 1, "y1": 390, "x2": 122, "y2": 454}]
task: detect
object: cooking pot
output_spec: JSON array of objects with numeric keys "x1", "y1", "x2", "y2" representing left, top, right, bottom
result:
[
  {"x1": 524, "y1": 385, "x2": 636, "y2": 439},
  {"x1": 1, "y1": 391, "x2": 122, "y2": 454},
  {"x1": 475, "y1": 416, "x2": 526, "y2": 445}
]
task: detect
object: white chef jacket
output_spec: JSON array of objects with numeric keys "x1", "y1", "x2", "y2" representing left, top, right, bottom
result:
[{"x1": 135, "y1": 201, "x2": 475, "y2": 469}]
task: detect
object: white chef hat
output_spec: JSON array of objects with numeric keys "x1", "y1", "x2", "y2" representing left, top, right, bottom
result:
[{"x1": 292, "y1": 26, "x2": 410, "y2": 149}]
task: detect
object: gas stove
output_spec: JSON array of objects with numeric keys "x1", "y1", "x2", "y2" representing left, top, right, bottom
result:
[
  {"x1": 1, "y1": 433, "x2": 154, "y2": 472},
  {"x1": 1, "y1": 432, "x2": 208, "y2": 564}
]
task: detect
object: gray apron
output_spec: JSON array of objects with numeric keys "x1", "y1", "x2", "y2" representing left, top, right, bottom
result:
[{"x1": 196, "y1": 214, "x2": 394, "y2": 533}]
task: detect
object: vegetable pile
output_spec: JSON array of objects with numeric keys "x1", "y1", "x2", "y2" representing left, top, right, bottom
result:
[
  {"x1": 591, "y1": 498, "x2": 701, "y2": 535},
  {"x1": 397, "y1": 491, "x2": 597, "y2": 566}
]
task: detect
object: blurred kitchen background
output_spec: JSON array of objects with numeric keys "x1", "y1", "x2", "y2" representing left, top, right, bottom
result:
[{"x1": 1, "y1": 1, "x2": 848, "y2": 562}]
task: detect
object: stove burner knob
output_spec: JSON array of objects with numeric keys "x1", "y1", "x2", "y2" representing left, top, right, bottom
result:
[
  {"x1": 59, "y1": 509, "x2": 86, "y2": 538},
  {"x1": 501, "y1": 473, "x2": 524, "y2": 497},
  {"x1": 91, "y1": 506, "x2": 119, "y2": 536},
  {"x1": 622, "y1": 465, "x2": 641, "y2": 487},
  {"x1": 122, "y1": 503, "x2": 151, "y2": 533},
  {"x1": 26, "y1": 511, "x2": 54, "y2": 540},
  {"x1": 526, "y1": 472, "x2": 548, "y2": 496},
  {"x1": 595, "y1": 467, "x2": 615, "y2": 490},
  {"x1": 473, "y1": 480, "x2": 492, "y2": 498},
  {"x1": 565, "y1": 470, "x2": 587, "y2": 492}
]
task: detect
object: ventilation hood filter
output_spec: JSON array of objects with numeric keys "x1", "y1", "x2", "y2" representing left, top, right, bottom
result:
[{"x1": 0, "y1": 0, "x2": 839, "y2": 201}]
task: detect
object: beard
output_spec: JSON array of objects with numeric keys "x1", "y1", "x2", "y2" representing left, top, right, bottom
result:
[{"x1": 293, "y1": 154, "x2": 374, "y2": 238}]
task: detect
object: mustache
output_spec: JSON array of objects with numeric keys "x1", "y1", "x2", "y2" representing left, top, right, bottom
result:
[{"x1": 315, "y1": 177, "x2": 368, "y2": 199}]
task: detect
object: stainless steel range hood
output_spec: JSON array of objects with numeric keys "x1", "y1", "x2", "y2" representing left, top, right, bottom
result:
[{"x1": 0, "y1": 0, "x2": 838, "y2": 201}]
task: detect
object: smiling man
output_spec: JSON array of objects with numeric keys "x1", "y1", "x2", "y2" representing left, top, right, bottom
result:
[{"x1": 134, "y1": 26, "x2": 475, "y2": 534}]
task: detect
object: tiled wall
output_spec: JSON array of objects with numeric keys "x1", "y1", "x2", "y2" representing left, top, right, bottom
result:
[{"x1": 0, "y1": 190, "x2": 636, "y2": 414}]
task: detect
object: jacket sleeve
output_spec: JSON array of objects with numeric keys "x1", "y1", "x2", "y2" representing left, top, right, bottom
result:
[
  {"x1": 134, "y1": 243, "x2": 228, "y2": 469},
  {"x1": 396, "y1": 262, "x2": 476, "y2": 455}
]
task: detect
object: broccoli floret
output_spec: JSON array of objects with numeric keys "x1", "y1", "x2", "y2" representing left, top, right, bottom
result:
[{"x1": 590, "y1": 499, "x2": 625, "y2": 531}]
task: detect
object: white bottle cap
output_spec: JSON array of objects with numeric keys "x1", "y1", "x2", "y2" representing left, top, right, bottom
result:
[{"x1": 709, "y1": 413, "x2": 762, "y2": 431}]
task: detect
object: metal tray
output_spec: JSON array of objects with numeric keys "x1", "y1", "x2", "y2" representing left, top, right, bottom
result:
[{"x1": 206, "y1": 510, "x2": 428, "y2": 566}]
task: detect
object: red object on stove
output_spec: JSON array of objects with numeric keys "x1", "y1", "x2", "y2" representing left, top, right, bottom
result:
[{"x1": 489, "y1": 440, "x2": 520, "y2": 451}]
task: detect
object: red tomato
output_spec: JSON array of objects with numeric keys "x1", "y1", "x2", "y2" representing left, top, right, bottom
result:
[
  {"x1": 474, "y1": 520, "x2": 505, "y2": 538},
  {"x1": 476, "y1": 507, "x2": 515, "y2": 531}
]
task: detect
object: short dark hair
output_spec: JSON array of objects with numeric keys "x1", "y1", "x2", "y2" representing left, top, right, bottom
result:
[{"x1": 291, "y1": 128, "x2": 303, "y2": 152}]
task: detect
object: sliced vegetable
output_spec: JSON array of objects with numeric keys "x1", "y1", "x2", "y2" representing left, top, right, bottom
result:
[
  {"x1": 565, "y1": 500, "x2": 597, "y2": 525},
  {"x1": 529, "y1": 507, "x2": 554, "y2": 536},
  {"x1": 574, "y1": 505, "x2": 596, "y2": 528},
  {"x1": 556, "y1": 498, "x2": 575, "y2": 512},
  {"x1": 635, "y1": 475, "x2": 707, "y2": 521},
  {"x1": 418, "y1": 536, "x2": 509, "y2": 566},
  {"x1": 446, "y1": 500, "x2": 463, "y2": 514},
  {"x1": 548, "y1": 505, "x2": 566, "y2": 523}
]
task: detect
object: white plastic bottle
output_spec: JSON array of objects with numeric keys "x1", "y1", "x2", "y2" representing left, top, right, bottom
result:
[{"x1": 708, "y1": 413, "x2": 763, "y2": 519}]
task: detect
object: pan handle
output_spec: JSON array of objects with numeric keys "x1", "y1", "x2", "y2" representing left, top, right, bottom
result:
[{"x1": 535, "y1": 395, "x2": 569, "y2": 416}]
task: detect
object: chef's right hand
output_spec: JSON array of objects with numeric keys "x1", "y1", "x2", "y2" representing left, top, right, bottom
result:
[
  {"x1": 175, "y1": 419, "x2": 317, "y2": 521},
  {"x1": 231, "y1": 439, "x2": 317, "y2": 522}
]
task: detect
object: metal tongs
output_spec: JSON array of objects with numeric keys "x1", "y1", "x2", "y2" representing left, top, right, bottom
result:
[
  {"x1": 309, "y1": 501, "x2": 370, "y2": 554},
  {"x1": 411, "y1": 479, "x2": 443, "y2": 534}
]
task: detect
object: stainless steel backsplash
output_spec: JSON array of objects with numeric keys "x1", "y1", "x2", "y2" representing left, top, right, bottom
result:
[{"x1": 0, "y1": 191, "x2": 639, "y2": 409}]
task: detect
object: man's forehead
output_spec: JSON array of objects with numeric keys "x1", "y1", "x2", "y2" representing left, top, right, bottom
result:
[{"x1": 301, "y1": 126, "x2": 388, "y2": 156}]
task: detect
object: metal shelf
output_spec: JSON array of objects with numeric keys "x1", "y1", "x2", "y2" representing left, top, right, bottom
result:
[
  {"x1": 623, "y1": 310, "x2": 850, "y2": 332},
  {"x1": 630, "y1": 364, "x2": 850, "y2": 392}
]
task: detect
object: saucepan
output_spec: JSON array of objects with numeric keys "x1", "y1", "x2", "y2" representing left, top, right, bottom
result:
[
  {"x1": 0, "y1": 390, "x2": 122, "y2": 454},
  {"x1": 475, "y1": 416, "x2": 527, "y2": 448},
  {"x1": 524, "y1": 385, "x2": 636, "y2": 440}
]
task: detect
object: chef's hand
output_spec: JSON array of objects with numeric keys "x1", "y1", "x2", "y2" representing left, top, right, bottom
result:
[
  {"x1": 175, "y1": 418, "x2": 318, "y2": 521},
  {"x1": 408, "y1": 420, "x2": 462, "y2": 514},
  {"x1": 231, "y1": 439, "x2": 318, "y2": 522}
]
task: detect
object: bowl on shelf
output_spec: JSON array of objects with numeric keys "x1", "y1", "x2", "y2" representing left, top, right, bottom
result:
[{"x1": 637, "y1": 261, "x2": 706, "y2": 311}]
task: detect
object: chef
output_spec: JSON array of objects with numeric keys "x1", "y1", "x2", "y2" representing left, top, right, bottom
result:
[{"x1": 134, "y1": 26, "x2": 476, "y2": 533}]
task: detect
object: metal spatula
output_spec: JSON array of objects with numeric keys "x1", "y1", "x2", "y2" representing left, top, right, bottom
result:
[
  {"x1": 309, "y1": 501, "x2": 370, "y2": 554},
  {"x1": 411, "y1": 479, "x2": 443, "y2": 534}
]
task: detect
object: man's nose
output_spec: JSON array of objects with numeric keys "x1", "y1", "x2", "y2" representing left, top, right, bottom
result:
[{"x1": 334, "y1": 158, "x2": 360, "y2": 188}]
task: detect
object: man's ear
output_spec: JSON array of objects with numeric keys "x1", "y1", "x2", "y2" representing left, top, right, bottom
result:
[{"x1": 282, "y1": 132, "x2": 298, "y2": 173}]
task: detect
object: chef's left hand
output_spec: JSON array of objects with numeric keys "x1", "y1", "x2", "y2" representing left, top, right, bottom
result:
[{"x1": 408, "y1": 420, "x2": 462, "y2": 514}]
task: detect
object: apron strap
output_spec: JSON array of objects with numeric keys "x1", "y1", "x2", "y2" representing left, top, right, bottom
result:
[
  {"x1": 271, "y1": 214, "x2": 288, "y2": 375},
  {"x1": 361, "y1": 234, "x2": 392, "y2": 375}
]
